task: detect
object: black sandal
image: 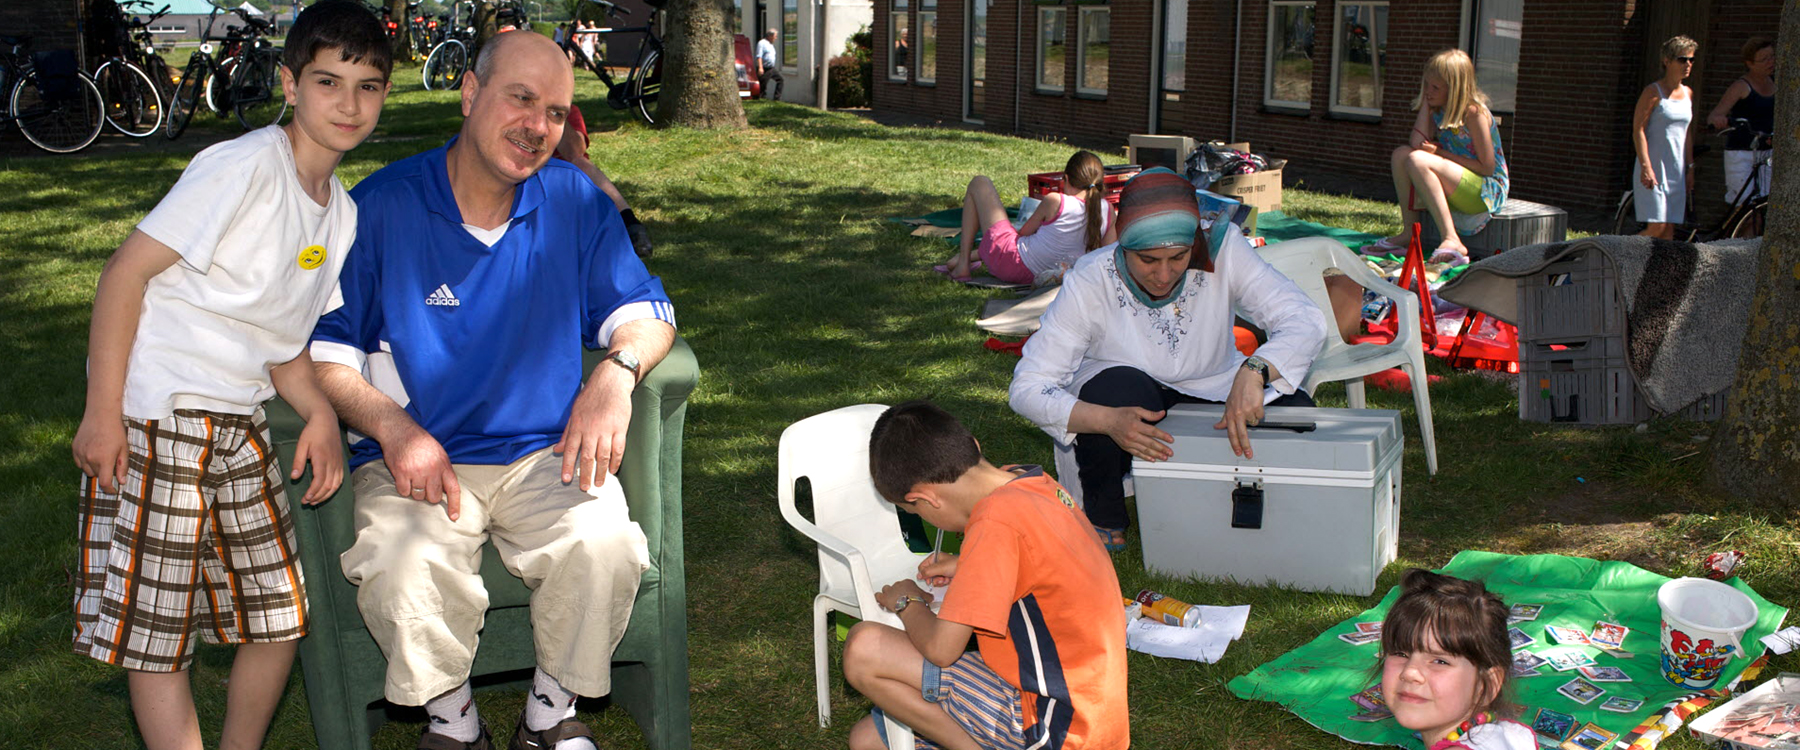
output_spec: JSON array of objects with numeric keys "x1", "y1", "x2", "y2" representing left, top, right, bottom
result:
[{"x1": 509, "y1": 717, "x2": 595, "y2": 750}]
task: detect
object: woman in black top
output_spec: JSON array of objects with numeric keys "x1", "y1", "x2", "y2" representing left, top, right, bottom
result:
[{"x1": 1705, "y1": 37, "x2": 1776, "y2": 206}]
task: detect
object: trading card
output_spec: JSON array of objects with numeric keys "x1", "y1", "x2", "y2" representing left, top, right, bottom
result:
[
  {"x1": 1578, "y1": 665, "x2": 1631, "y2": 682},
  {"x1": 1349, "y1": 685, "x2": 1387, "y2": 712},
  {"x1": 1339, "y1": 630, "x2": 1381, "y2": 646},
  {"x1": 1546, "y1": 650, "x2": 1597, "y2": 671},
  {"x1": 1600, "y1": 697, "x2": 1644, "y2": 713},
  {"x1": 1511, "y1": 663, "x2": 1546, "y2": 678},
  {"x1": 1590, "y1": 621, "x2": 1630, "y2": 649},
  {"x1": 1546, "y1": 626, "x2": 1592, "y2": 646},
  {"x1": 1509, "y1": 603, "x2": 1544, "y2": 622},
  {"x1": 1531, "y1": 708, "x2": 1577, "y2": 742},
  {"x1": 1349, "y1": 708, "x2": 1393, "y2": 722},
  {"x1": 1558, "y1": 678, "x2": 1606, "y2": 705},
  {"x1": 1561, "y1": 722, "x2": 1618, "y2": 750},
  {"x1": 1509, "y1": 627, "x2": 1537, "y2": 650},
  {"x1": 1514, "y1": 651, "x2": 1549, "y2": 670}
]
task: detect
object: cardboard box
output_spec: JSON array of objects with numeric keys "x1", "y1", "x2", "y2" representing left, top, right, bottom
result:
[
  {"x1": 1209, "y1": 141, "x2": 1285, "y2": 213},
  {"x1": 1131, "y1": 404, "x2": 1404, "y2": 596}
]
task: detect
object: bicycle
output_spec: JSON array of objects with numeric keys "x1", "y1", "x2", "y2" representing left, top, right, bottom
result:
[
  {"x1": 164, "y1": 5, "x2": 286, "y2": 138},
  {"x1": 562, "y1": 0, "x2": 663, "y2": 124},
  {"x1": 0, "y1": 35, "x2": 105, "y2": 153},
  {"x1": 1614, "y1": 118, "x2": 1771, "y2": 241},
  {"x1": 90, "y1": 0, "x2": 169, "y2": 137},
  {"x1": 421, "y1": 0, "x2": 475, "y2": 91}
]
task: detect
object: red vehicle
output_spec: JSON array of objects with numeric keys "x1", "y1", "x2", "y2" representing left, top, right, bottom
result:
[{"x1": 733, "y1": 33, "x2": 758, "y2": 99}]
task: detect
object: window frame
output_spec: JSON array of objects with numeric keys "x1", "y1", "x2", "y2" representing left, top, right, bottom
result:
[
  {"x1": 1075, "y1": 5, "x2": 1109, "y2": 96},
  {"x1": 889, "y1": 0, "x2": 911, "y2": 82},
  {"x1": 782, "y1": 0, "x2": 800, "y2": 73},
  {"x1": 1035, "y1": 5, "x2": 1068, "y2": 94},
  {"x1": 1327, "y1": 0, "x2": 1387, "y2": 117},
  {"x1": 1263, "y1": 0, "x2": 1315, "y2": 112},
  {"x1": 917, "y1": 0, "x2": 938, "y2": 84}
]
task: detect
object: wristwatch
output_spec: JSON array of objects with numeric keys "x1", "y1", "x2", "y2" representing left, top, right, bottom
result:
[
  {"x1": 1241, "y1": 356, "x2": 1271, "y2": 387},
  {"x1": 604, "y1": 349, "x2": 641, "y2": 382},
  {"x1": 890, "y1": 595, "x2": 928, "y2": 614}
]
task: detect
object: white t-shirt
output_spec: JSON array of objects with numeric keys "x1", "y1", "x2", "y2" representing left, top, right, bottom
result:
[
  {"x1": 124, "y1": 125, "x2": 355, "y2": 419},
  {"x1": 756, "y1": 38, "x2": 778, "y2": 69},
  {"x1": 1009, "y1": 231, "x2": 1328, "y2": 445},
  {"x1": 1017, "y1": 193, "x2": 1112, "y2": 277}
]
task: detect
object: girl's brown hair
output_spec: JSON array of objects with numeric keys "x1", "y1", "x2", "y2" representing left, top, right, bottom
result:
[
  {"x1": 1065, "y1": 150, "x2": 1107, "y2": 251},
  {"x1": 1378, "y1": 569, "x2": 1517, "y2": 718}
]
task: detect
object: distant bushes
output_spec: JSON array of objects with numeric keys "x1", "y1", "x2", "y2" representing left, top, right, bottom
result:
[{"x1": 829, "y1": 27, "x2": 873, "y2": 107}]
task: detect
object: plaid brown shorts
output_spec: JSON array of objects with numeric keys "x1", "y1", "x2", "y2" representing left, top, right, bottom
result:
[{"x1": 72, "y1": 408, "x2": 307, "y2": 672}]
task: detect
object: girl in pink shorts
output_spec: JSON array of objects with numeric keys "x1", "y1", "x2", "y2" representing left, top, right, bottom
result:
[{"x1": 941, "y1": 151, "x2": 1117, "y2": 285}]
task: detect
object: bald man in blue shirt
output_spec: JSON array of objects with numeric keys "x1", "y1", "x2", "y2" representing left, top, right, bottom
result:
[{"x1": 311, "y1": 31, "x2": 674, "y2": 750}]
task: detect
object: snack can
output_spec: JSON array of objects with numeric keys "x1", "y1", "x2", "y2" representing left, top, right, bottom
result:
[{"x1": 1134, "y1": 589, "x2": 1202, "y2": 627}]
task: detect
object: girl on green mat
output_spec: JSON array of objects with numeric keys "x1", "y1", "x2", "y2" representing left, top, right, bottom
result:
[
  {"x1": 938, "y1": 150, "x2": 1117, "y2": 284},
  {"x1": 1377, "y1": 570, "x2": 1534, "y2": 749},
  {"x1": 1370, "y1": 49, "x2": 1509, "y2": 265}
]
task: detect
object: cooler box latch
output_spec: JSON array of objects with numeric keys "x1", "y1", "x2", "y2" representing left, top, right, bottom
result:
[{"x1": 1231, "y1": 480, "x2": 1264, "y2": 529}]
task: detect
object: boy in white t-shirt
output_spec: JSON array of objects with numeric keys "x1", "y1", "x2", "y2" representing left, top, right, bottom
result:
[{"x1": 68, "y1": 2, "x2": 391, "y2": 746}]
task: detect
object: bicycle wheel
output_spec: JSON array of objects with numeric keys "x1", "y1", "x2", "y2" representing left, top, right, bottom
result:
[
  {"x1": 205, "y1": 57, "x2": 235, "y2": 114},
  {"x1": 423, "y1": 40, "x2": 467, "y2": 91},
  {"x1": 96, "y1": 60, "x2": 163, "y2": 137},
  {"x1": 232, "y1": 49, "x2": 287, "y2": 131},
  {"x1": 1612, "y1": 191, "x2": 1643, "y2": 236},
  {"x1": 165, "y1": 56, "x2": 207, "y2": 139},
  {"x1": 11, "y1": 71, "x2": 104, "y2": 153},
  {"x1": 1721, "y1": 199, "x2": 1767, "y2": 240},
  {"x1": 629, "y1": 48, "x2": 661, "y2": 125}
]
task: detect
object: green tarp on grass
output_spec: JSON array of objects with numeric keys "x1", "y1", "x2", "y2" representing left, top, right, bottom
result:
[
  {"x1": 1227, "y1": 551, "x2": 1788, "y2": 747},
  {"x1": 1252, "y1": 210, "x2": 1387, "y2": 249}
]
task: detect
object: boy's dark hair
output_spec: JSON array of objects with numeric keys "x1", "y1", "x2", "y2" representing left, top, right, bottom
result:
[
  {"x1": 1376, "y1": 569, "x2": 1517, "y2": 717},
  {"x1": 868, "y1": 400, "x2": 981, "y2": 504},
  {"x1": 283, "y1": 0, "x2": 393, "y2": 79}
]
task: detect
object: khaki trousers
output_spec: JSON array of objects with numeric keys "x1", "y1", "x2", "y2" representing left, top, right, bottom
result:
[{"x1": 341, "y1": 447, "x2": 649, "y2": 706}]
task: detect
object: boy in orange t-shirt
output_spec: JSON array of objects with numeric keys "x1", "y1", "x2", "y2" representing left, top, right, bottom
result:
[{"x1": 844, "y1": 400, "x2": 1129, "y2": 750}]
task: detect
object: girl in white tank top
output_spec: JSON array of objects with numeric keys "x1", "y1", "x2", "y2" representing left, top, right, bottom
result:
[{"x1": 939, "y1": 150, "x2": 1118, "y2": 285}]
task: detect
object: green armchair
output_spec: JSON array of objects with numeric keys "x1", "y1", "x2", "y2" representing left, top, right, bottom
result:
[{"x1": 266, "y1": 338, "x2": 699, "y2": 750}]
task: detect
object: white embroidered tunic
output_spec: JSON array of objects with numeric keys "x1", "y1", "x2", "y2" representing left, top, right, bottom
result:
[{"x1": 1009, "y1": 231, "x2": 1329, "y2": 445}]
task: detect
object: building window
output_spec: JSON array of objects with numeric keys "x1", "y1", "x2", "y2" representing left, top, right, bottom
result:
[
  {"x1": 783, "y1": 0, "x2": 799, "y2": 71},
  {"x1": 1467, "y1": 0, "x2": 1520, "y2": 113},
  {"x1": 1264, "y1": 0, "x2": 1314, "y2": 110},
  {"x1": 918, "y1": 0, "x2": 938, "y2": 83},
  {"x1": 1076, "y1": 6, "x2": 1109, "y2": 95},
  {"x1": 1036, "y1": 6, "x2": 1066, "y2": 92},
  {"x1": 890, "y1": 0, "x2": 911, "y2": 81},
  {"x1": 1160, "y1": 0, "x2": 1187, "y2": 97},
  {"x1": 1330, "y1": 2, "x2": 1387, "y2": 115}
]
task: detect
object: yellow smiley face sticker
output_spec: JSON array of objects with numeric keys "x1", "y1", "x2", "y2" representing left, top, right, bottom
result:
[{"x1": 297, "y1": 245, "x2": 326, "y2": 270}]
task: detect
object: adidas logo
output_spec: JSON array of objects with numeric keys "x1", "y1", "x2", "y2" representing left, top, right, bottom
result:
[{"x1": 425, "y1": 284, "x2": 460, "y2": 307}]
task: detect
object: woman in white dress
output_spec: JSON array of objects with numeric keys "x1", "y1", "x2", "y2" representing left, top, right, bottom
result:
[{"x1": 1631, "y1": 35, "x2": 1698, "y2": 239}]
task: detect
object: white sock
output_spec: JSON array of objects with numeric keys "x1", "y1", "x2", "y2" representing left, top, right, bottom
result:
[
  {"x1": 424, "y1": 682, "x2": 480, "y2": 742},
  {"x1": 525, "y1": 668, "x2": 595, "y2": 749}
]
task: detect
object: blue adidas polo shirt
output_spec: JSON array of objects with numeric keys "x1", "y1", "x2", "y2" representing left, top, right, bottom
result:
[{"x1": 311, "y1": 136, "x2": 675, "y2": 470}]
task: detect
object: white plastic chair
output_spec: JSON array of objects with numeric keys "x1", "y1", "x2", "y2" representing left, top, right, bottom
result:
[
  {"x1": 777, "y1": 403, "x2": 921, "y2": 747},
  {"x1": 1259, "y1": 237, "x2": 1439, "y2": 475}
]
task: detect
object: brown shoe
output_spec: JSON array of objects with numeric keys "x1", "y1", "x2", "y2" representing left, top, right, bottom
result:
[
  {"x1": 508, "y1": 717, "x2": 595, "y2": 750},
  {"x1": 418, "y1": 721, "x2": 494, "y2": 750}
]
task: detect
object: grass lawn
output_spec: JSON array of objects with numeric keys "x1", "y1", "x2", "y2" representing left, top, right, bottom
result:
[{"x1": 2, "y1": 67, "x2": 1796, "y2": 749}]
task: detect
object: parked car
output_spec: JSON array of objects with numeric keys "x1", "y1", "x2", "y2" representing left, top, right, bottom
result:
[{"x1": 733, "y1": 33, "x2": 759, "y2": 99}]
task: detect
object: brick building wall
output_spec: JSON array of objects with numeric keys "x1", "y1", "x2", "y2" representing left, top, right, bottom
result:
[
  {"x1": 0, "y1": 0, "x2": 86, "y2": 61},
  {"x1": 870, "y1": 0, "x2": 1777, "y2": 214}
]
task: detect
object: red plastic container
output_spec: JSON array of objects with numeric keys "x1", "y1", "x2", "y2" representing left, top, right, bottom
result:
[{"x1": 1026, "y1": 165, "x2": 1141, "y2": 205}]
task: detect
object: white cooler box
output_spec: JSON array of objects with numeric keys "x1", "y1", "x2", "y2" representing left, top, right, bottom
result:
[{"x1": 1130, "y1": 404, "x2": 1404, "y2": 596}]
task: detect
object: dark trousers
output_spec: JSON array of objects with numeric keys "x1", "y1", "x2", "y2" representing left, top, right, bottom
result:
[
  {"x1": 1073, "y1": 366, "x2": 1315, "y2": 529},
  {"x1": 759, "y1": 68, "x2": 784, "y2": 100}
]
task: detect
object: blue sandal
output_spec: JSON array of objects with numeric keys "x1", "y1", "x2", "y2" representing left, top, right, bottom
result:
[{"x1": 1094, "y1": 525, "x2": 1127, "y2": 552}]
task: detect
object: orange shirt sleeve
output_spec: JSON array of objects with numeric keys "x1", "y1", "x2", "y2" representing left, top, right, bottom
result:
[{"x1": 935, "y1": 514, "x2": 1022, "y2": 638}]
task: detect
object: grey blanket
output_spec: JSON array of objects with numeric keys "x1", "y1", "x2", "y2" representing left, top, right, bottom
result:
[{"x1": 1437, "y1": 235, "x2": 1762, "y2": 415}]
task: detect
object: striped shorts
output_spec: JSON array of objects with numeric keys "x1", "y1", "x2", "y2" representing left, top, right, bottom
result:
[
  {"x1": 72, "y1": 408, "x2": 307, "y2": 672},
  {"x1": 876, "y1": 651, "x2": 1027, "y2": 750}
]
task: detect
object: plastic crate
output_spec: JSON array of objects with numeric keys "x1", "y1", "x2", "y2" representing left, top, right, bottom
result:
[
  {"x1": 1514, "y1": 244, "x2": 1626, "y2": 344},
  {"x1": 1421, "y1": 198, "x2": 1569, "y2": 258},
  {"x1": 1520, "y1": 336, "x2": 1727, "y2": 424},
  {"x1": 1027, "y1": 165, "x2": 1141, "y2": 205}
]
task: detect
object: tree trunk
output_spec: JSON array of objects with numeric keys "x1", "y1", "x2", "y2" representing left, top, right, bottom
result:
[
  {"x1": 475, "y1": 1, "x2": 499, "y2": 52},
  {"x1": 387, "y1": 0, "x2": 412, "y2": 61},
  {"x1": 1708, "y1": 1, "x2": 1800, "y2": 503},
  {"x1": 657, "y1": 0, "x2": 746, "y2": 128}
]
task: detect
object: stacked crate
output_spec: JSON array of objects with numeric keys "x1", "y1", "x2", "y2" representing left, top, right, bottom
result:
[
  {"x1": 1422, "y1": 199, "x2": 1569, "y2": 260},
  {"x1": 1516, "y1": 246, "x2": 1727, "y2": 424}
]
